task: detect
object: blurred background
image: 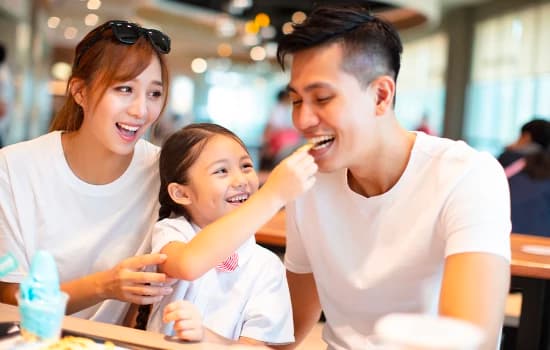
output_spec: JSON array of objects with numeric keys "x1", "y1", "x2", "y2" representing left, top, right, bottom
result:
[{"x1": 0, "y1": 0, "x2": 549, "y2": 165}]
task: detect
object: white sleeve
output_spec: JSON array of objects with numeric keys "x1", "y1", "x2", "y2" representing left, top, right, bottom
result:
[
  {"x1": 284, "y1": 201, "x2": 312, "y2": 273},
  {"x1": 240, "y1": 255, "x2": 294, "y2": 344},
  {"x1": 0, "y1": 151, "x2": 29, "y2": 282},
  {"x1": 151, "y1": 218, "x2": 195, "y2": 254},
  {"x1": 441, "y1": 153, "x2": 511, "y2": 260}
]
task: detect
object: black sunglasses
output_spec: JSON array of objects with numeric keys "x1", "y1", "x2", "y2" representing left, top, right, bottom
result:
[{"x1": 75, "y1": 20, "x2": 171, "y2": 66}]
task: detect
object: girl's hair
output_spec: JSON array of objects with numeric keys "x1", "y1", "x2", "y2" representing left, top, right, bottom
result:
[
  {"x1": 49, "y1": 21, "x2": 170, "y2": 132},
  {"x1": 158, "y1": 123, "x2": 249, "y2": 221}
]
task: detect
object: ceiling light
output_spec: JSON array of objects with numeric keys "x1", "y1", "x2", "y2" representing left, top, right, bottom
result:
[
  {"x1": 245, "y1": 20, "x2": 259, "y2": 34},
  {"x1": 242, "y1": 33, "x2": 259, "y2": 46},
  {"x1": 48, "y1": 16, "x2": 61, "y2": 29},
  {"x1": 250, "y1": 46, "x2": 266, "y2": 61},
  {"x1": 292, "y1": 11, "x2": 307, "y2": 24},
  {"x1": 47, "y1": 17, "x2": 60, "y2": 29},
  {"x1": 231, "y1": 0, "x2": 252, "y2": 9},
  {"x1": 217, "y1": 43, "x2": 232, "y2": 57},
  {"x1": 255, "y1": 13, "x2": 270, "y2": 28},
  {"x1": 282, "y1": 22, "x2": 294, "y2": 35},
  {"x1": 64, "y1": 26, "x2": 78, "y2": 40},
  {"x1": 51, "y1": 62, "x2": 72, "y2": 81},
  {"x1": 227, "y1": 0, "x2": 252, "y2": 14},
  {"x1": 191, "y1": 58, "x2": 207, "y2": 74},
  {"x1": 260, "y1": 25, "x2": 276, "y2": 40},
  {"x1": 85, "y1": 14, "x2": 99, "y2": 26},
  {"x1": 87, "y1": 0, "x2": 101, "y2": 10},
  {"x1": 216, "y1": 16, "x2": 236, "y2": 38}
]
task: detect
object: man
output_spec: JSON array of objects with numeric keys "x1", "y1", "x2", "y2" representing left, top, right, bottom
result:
[
  {"x1": 276, "y1": 4, "x2": 510, "y2": 350},
  {"x1": 497, "y1": 118, "x2": 550, "y2": 168}
]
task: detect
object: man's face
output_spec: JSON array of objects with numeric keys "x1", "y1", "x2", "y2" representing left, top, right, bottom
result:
[{"x1": 288, "y1": 43, "x2": 379, "y2": 173}]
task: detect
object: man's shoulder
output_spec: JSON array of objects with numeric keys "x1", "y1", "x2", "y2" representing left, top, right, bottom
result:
[{"x1": 416, "y1": 134, "x2": 493, "y2": 167}]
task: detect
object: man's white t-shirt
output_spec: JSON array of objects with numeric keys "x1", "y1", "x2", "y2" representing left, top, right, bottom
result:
[
  {"x1": 0, "y1": 131, "x2": 160, "y2": 324},
  {"x1": 149, "y1": 217, "x2": 294, "y2": 344},
  {"x1": 285, "y1": 132, "x2": 511, "y2": 350}
]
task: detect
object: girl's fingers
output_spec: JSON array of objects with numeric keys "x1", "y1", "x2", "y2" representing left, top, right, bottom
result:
[
  {"x1": 175, "y1": 328, "x2": 203, "y2": 342},
  {"x1": 163, "y1": 301, "x2": 200, "y2": 322},
  {"x1": 173, "y1": 319, "x2": 201, "y2": 332},
  {"x1": 295, "y1": 143, "x2": 313, "y2": 154}
]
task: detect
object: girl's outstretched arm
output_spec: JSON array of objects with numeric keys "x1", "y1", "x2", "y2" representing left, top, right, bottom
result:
[{"x1": 160, "y1": 145, "x2": 316, "y2": 280}]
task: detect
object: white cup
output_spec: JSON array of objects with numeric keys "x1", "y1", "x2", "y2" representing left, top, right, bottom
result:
[{"x1": 371, "y1": 313, "x2": 485, "y2": 350}]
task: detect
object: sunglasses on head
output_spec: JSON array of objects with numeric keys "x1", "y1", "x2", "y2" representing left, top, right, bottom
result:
[{"x1": 75, "y1": 20, "x2": 171, "y2": 66}]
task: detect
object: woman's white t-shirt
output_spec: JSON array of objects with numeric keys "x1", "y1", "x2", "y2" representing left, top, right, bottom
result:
[{"x1": 0, "y1": 131, "x2": 160, "y2": 324}]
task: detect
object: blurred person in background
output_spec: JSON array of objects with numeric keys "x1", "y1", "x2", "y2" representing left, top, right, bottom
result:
[
  {"x1": 414, "y1": 113, "x2": 437, "y2": 136},
  {"x1": 0, "y1": 42, "x2": 13, "y2": 148},
  {"x1": 0, "y1": 20, "x2": 175, "y2": 325},
  {"x1": 498, "y1": 118, "x2": 549, "y2": 168},
  {"x1": 502, "y1": 119, "x2": 550, "y2": 237},
  {"x1": 277, "y1": 3, "x2": 511, "y2": 350}
]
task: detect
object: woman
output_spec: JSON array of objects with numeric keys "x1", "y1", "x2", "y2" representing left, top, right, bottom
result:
[
  {"x1": 0, "y1": 20, "x2": 174, "y2": 325},
  {"x1": 504, "y1": 119, "x2": 550, "y2": 236}
]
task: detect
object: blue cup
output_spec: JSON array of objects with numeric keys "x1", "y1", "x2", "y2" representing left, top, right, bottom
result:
[{"x1": 16, "y1": 291, "x2": 69, "y2": 341}]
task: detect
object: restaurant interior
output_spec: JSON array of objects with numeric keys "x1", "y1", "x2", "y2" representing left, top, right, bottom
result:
[{"x1": 1, "y1": 0, "x2": 550, "y2": 349}]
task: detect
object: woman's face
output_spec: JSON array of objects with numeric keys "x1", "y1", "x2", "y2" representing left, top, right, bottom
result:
[{"x1": 79, "y1": 55, "x2": 164, "y2": 156}]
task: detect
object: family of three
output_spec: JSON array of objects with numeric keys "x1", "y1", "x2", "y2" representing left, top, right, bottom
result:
[{"x1": 0, "y1": 3, "x2": 510, "y2": 350}]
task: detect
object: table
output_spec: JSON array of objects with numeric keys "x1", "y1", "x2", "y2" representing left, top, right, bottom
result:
[
  {"x1": 509, "y1": 233, "x2": 550, "y2": 350},
  {"x1": 0, "y1": 303, "x2": 228, "y2": 350},
  {"x1": 255, "y1": 209, "x2": 286, "y2": 248},
  {"x1": 256, "y1": 211, "x2": 550, "y2": 350}
]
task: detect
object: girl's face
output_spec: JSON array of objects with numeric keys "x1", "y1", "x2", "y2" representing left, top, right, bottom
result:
[
  {"x1": 180, "y1": 134, "x2": 259, "y2": 228},
  {"x1": 78, "y1": 55, "x2": 164, "y2": 156}
]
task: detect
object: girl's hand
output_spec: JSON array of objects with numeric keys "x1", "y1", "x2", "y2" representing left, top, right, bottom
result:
[
  {"x1": 262, "y1": 143, "x2": 317, "y2": 204},
  {"x1": 100, "y1": 253, "x2": 174, "y2": 304},
  {"x1": 163, "y1": 300, "x2": 204, "y2": 341}
]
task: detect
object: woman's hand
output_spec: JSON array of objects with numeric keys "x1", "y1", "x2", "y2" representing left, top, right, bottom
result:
[
  {"x1": 262, "y1": 143, "x2": 317, "y2": 205},
  {"x1": 100, "y1": 253, "x2": 175, "y2": 304},
  {"x1": 163, "y1": 300, "x2": 204, "y2": 341}
]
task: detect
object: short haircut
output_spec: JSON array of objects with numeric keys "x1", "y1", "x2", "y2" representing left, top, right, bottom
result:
[
  {"x1": 522, "y1": 119, "x2": 550, "y2": 149},
  {"x1": 277, "y1": 3, "x2": 403, "y2": 88}
]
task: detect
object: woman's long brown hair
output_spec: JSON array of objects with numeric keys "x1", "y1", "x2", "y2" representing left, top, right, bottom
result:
[{"x1": 50, "y1": 22, "x2": 170, "y2": 132}]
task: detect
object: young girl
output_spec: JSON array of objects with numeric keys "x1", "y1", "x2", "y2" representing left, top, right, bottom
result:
[
  {"x1": 0, "y1": 20, "x2": 174, "y2": 324},
  {"x1": 145, "y1": 123, "x2": 317, "y2": 345}
]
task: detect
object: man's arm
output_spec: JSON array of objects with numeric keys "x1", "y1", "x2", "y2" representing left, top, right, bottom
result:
[
  {"x1": 274, "y1": 271, "x2": 322, "y2": 350},
  {"x1": 439, "y1": 252, "x2": 510, "y2": 350}
]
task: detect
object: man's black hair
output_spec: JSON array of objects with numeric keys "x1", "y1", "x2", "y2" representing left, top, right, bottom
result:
[{"x1": 277, "y1": 3, "x2": 403, "y2": 88}]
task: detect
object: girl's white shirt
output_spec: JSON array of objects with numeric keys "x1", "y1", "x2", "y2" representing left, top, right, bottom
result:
[{"x1": 149, "y1": 216, "x2": 294, "y2": 344}]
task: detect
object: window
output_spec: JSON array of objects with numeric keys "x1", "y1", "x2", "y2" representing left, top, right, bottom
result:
[
  {"x1": 395, "y1": 32, "x2": 448, "y2": 135},
  {"x1": 465, "y1": 4, "x2": 550, "y2": 155}
]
